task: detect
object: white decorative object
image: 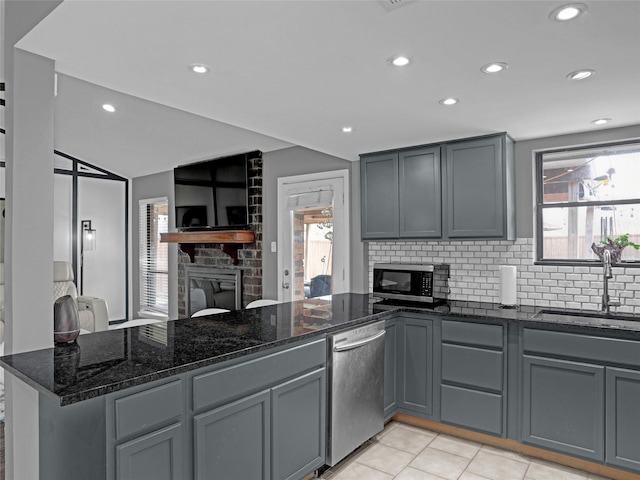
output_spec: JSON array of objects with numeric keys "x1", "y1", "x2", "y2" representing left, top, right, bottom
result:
[{"x1": 499, "y1": 265, "x2": 518, "y2": 307}]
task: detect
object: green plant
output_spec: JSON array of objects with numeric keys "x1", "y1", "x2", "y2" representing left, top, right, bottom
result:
[{"x1": 600, "y1": 233, "x2": 640, "y2": 250}]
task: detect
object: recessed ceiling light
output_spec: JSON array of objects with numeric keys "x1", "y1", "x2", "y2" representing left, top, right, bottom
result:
[
  {"x1": 439, "y1": 98, "x2": 459, "y2": 106},
  {"x1": 341, "y1": 126, "x2": 353, "y2": 133},
  {"x1": 189, "y1": 63, "x2": 210, "y2": 74},
  {"x1": 387, "y1": 55, "x2": 412, "y2": 67},
  {"x1": 592, "y1": 118, "x2": 611, "y2": 126},
  {"x1": 481, "y1": 62, "x2": 509, "y2": 74},
  {"x1": 102, "y1": 104, "x2": 116, "y2": 113},
  {"x1": 550, "y1": 3, "x2": 587, "y2": 22},
  {"x1": 566, "y1": 69, "x2": 595, "y2": 81}
]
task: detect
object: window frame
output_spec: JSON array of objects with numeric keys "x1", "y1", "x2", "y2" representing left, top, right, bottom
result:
[
  {"x1": 139, "y1": 197, "x2": 169, "y2": 314},
  {"x1": 535, "y1": 140, "x2": 640, "y2": 267}
]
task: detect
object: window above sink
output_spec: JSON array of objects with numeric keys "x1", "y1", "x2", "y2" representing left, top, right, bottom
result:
[{"x1": 535, "y1": 140, "x2": 640, "y2": 266}]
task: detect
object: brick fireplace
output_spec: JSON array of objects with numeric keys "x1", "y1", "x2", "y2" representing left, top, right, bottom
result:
[{"x1": 177, "y1": 154, "x2": 263, "y2": 317}]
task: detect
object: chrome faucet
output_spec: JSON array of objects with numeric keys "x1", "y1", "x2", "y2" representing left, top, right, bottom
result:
[{"x1": 601, "y1": 249, "x2": 620, "y2": 314}]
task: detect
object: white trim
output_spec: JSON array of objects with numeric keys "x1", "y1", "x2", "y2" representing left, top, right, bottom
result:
[{"x1": 277, "y1": 169, "x2": 350, "y2": 302}]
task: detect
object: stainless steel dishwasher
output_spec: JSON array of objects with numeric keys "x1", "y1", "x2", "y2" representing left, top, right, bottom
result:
[{"x1": 326, "y1": 320, "x2": 386, "y2": 466}]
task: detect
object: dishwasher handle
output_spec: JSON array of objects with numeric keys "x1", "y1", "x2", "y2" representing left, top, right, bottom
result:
[{"x1": 333, "y1": 329, "x2": 385, "y2": 352}]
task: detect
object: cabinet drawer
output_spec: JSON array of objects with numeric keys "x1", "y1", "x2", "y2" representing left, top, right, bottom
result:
[
  {"x1": 441, "y1": 384, "x2": 503, "y2": 435},
  {"x1": 441, "y1": 344, "x2": 503, "y2": 392},
  {"x1": 193, "y1": 338, "x2": 326, "y2": 411},
  {"x1": 442, "y1": 320, "x2": 503, "y2": 348},
  {"x1": 115, "y1": 379, "x2": 183, "y2": 440},
  {"x1": 523, "y1": 328, "x2": 640, "y2": 368}
]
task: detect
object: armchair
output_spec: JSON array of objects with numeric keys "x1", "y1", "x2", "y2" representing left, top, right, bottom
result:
[
  {"x1": 53, "y1": 261, "x2": 109, "y2": 333},
  {"x1": 0, "y1": 261, "x2": 109, "y2": 338}
]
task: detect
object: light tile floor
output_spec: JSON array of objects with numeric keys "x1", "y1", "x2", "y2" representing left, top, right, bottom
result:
[{"x1": 321, "y1": 422, "x2": 613, "y2": 480}]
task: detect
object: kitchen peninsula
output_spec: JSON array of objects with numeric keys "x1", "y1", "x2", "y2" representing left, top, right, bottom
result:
[{"x1": 2, "y1": 294, "x2": 640, "y2": 480}]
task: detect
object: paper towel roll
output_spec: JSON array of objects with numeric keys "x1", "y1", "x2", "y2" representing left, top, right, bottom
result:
[{"x1": 499, "y1": 265, "x2": 517, "y2": 306}]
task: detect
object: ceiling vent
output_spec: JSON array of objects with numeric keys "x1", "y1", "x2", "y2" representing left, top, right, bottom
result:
[{"x1": 378, "y1": 0, "x2": 415, "y2": 11}]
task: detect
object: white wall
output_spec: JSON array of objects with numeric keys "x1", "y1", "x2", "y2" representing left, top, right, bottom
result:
[
  {"x1": 78, "y1": 176, "x2": 128, "y2": 319},
  {"x1": 53, "y1": 174, "x2": 73, "y2": 262}
]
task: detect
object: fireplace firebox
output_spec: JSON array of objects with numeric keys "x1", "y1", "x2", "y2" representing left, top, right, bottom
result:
[{"x1": 184, "y1": 266, "x2": 242, "y2": 317}]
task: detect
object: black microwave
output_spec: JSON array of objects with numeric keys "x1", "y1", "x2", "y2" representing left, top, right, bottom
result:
[{"x1": 373, "y1": 263, "x2": 449, "y2": 304}]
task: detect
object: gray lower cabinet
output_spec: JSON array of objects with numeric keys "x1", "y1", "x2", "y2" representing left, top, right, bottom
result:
[
  {"x1": 192, "y1": 367, "x2": 326, "y2": 480},
  {"x1": 104, "y1": 338, "x2": 327, "y2": 480},
  {"x1": 521, "y1": 355, "x2": 605, "y2": 461},
  {"x1": 397, "y1": 315, "x2": 434, "y2": 416},
  {"x1": 439, "y1": 319, "x2": 506, "y2": 436},
  {"x1": 272, "y1": 368, "x2": 326, "y2": 480},
  {"x1": 190, "y1": 338, "x2": 327, "y2": 480},
  {"x1": 110, "y1": 379, "x2": 186, "y2": 480},
  {"x1": 521, "y1": 327, "x2": 640, "y2": 473},
  {"x1": 193, "y1": 390, "x2": 271, "y2": 480},
  {"x1": 605, "y1": 367, "x2": 640, "y2": 471},
  {"x1": 384, "y1": 318, "x2": 398, "y2": 418},
  {"x1": 116, "y1": 423, "x2": 184, "y2": 480}
]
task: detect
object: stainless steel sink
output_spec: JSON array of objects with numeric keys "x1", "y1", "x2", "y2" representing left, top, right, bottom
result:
[{"x1": 533, "y1": 308, "x2": 640, "y2": 324}]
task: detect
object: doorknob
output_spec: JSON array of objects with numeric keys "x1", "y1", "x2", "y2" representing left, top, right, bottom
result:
[{"x1": 282, "y1": 282, "x2": 290, "y2": 289}]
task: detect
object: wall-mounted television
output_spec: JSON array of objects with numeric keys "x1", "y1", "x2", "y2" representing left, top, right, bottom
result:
[{"x1": 174, "y1": 151, "x2": 259, "y2": 230}]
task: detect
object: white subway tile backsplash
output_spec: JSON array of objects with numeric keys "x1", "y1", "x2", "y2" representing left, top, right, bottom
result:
[{"x1": 368, "y1": 238, "x2": 640, "y2": 313}]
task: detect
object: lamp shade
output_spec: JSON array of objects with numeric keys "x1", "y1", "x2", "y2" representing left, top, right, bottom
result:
[
  {"x1": 81, "y1": 220, "x2": 96, "y2": 251},
  {"x1": 83, "y1": 228, "x2": 96, "y2": 251}
]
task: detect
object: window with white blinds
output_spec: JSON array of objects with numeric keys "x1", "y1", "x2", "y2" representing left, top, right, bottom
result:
[{"x1": 139, "y1": 198, "x2": 169, "y2": 314}]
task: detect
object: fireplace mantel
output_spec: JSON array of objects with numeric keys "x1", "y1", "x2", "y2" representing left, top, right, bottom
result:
[{"x1": 160, "y1": 230, "x2": 256, "y2": 264}]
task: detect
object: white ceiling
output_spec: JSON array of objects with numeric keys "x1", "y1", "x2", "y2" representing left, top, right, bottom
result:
[{"x1": 13, "y1": 0, "x2": 640, "y2": 178}]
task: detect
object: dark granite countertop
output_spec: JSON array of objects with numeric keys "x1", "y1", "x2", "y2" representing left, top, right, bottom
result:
[
  {"x1": 380, "y1": 298, "x2": 640, "y2": 334},
  {"x1": 0, "y1": 294, "x2": 390, "y2": 406},
  {"x1": 1, "y1": 293, "x2": 638, "y2": 406}
]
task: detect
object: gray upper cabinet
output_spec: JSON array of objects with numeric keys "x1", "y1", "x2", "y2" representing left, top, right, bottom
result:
[
  {"x1": 361, "y1": 147, "x2": 441, "y2": 240},
  {"x1": 360, "y1": 133, "x2": 514, "y2": 241},
  {"x1": 399, "y1": 147, "x2": 442, "y2": 238},
  {"x1": 361, "y1": 153, "x2": 399, "y2": 239},
  {"x1": 445, "y1": 135, "x2": 515, "y2": 239}
]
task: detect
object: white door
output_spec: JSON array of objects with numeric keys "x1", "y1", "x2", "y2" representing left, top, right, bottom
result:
[{"x1": 277, "y1": 170, "x2": 349, "y2": 303}]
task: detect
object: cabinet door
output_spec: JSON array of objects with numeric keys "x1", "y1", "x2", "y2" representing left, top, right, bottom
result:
[
  {"x1": 272, "y1": 368, "x2": 326, "y2": 480},
  {"x1": 361, "y1": 153, "x2": 399, "y2": 239},
  {"x1": 193, "y1": 390, "x2": 271, "y2": 480},
  {"x1": 116, "y1": 423, "x2": 183, "y2": 480},
  {"x1": 399, "y1": 147, "x2": 442, "y2": 238},
  {"x1": 398, "y1": 318, "x2": 434, "y2": 415},
  {"x1": 445, "y1": 136, "x2": 504, "y2": 238},
  {"x1": 606, "y1": 367, "x2": 640, "y2": 470},
  {"x1": 384, "y1": 319, "x2": 398, "y2": 418},
  {"x1": 522, "y1": 355, "x2": 605, "y2": 461}
]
